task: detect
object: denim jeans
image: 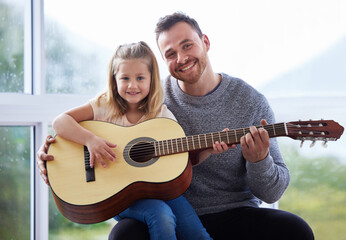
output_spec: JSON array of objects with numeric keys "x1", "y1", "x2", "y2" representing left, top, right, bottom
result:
[{"x1": 114, "y1": 196, "x2": 212, "y2": 240}]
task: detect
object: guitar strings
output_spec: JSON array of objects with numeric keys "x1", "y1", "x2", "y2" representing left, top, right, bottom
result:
[
  {"x1": 124, "y1": 123, "x2": 289, "y2": 157},
  {"x1": 124, "y1": 124, "x2": 287, "y2": 153},
  {"x1": 126, "y1": 128, "x2": 328, "y2": 159},
  {"x1": 126, "y1": 124, "x2": 332, "y2": 157}
]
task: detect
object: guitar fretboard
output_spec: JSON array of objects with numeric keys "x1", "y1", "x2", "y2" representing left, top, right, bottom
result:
[{"x1": 152, "y1": 123, "x2": 288, "y2": 157}]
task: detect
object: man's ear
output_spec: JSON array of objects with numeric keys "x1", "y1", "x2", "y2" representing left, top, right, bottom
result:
[{"x1": 202, "y1": 34, "x2": 210, "y2": 51}]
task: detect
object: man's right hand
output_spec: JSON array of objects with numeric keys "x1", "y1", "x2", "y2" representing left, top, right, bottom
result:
[{"x1": 36, "y1": 135, "x2": 55, "y2": 185}]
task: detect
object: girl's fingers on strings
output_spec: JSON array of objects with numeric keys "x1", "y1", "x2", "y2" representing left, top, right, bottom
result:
[
  {"x1": 95, "y1": 153, "x2": 106, "y2": 168},
  {"x1": 90, "y1": 153, "x2": 95, "y2": 168},
  {"x1": 104, "y1": 149, "x2": 117, "y2": 162},
  {"x1": 105, "y1": 144, "x2": 117, "y2": 160}
]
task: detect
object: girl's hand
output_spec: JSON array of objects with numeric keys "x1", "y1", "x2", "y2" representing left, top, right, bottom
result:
[{"x1": 86, "y1": 135, "x2": 117, "y2": 168}]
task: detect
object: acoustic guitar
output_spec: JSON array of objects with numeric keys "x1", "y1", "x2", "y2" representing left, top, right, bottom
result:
[{"x1": 46, "y1": 118, "x2": 344, "y2": 224}]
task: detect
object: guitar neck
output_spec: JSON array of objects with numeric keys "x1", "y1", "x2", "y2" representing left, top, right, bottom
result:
[{"x1": 152, "y1": 122, "x2": 287, "y2": 157}]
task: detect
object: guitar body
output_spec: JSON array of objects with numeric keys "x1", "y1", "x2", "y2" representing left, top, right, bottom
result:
[{"x1": 47, "y1": 118, "x2": 192, "y2": 224}]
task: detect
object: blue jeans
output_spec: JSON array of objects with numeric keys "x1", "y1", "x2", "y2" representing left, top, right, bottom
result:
[{"x1": 114, "y1": 196, "x2": 212, "y2": 240}]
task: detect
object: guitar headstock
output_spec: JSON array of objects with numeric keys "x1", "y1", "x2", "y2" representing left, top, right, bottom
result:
[{"x1": 286, "y1": 120, "x2": 344, "y2": 147}]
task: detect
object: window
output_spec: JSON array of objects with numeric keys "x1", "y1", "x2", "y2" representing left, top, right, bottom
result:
[
  {"x1": 44, "y1": 10, "x2": 108, "y2": 94},
  {"x1": 0, "y1": 0, "x2": 345, "y2": 239},
  {"x1": 0, "y1": 126, "x2": 32, "y2": 239},
  {"x1": 0, "y1": 0, "x2": 25, "y2": 93},
  {"x1": 269, "y1": 97, "x2": 346, "y2": 239}
]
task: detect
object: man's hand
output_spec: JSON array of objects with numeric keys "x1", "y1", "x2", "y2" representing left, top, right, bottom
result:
[
  {"x1": 240, "y1": 119, "x2": 270, "y2": 163},
  {"x1": 36, "y1": 135, "x2": 55, "y2": 185}
]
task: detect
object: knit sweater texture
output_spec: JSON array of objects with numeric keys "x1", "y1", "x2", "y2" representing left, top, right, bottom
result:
[{"x1": 163, "y1": 73, "x2": 290, "y2": 216}]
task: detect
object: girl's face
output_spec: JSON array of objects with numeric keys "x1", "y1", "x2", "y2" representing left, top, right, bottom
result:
[{"x1": 115, "y1": 59, "x2": 151, "y2": 109}]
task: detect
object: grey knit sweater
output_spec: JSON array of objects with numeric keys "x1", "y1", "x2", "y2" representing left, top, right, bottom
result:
[{"x1": 163, "y1": 73, "x2": 290, "y2": 216}]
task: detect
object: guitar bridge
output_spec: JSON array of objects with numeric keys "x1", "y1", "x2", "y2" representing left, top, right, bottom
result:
[{"x1": 84, "y1": 146, "x2": 95, "y2": 182}]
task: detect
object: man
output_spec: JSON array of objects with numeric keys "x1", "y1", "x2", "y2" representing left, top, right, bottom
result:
[{"x1": 37, "y1": 12, "x2": 314, "y2": 240}]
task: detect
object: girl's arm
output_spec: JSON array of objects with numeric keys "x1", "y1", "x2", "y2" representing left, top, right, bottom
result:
[{"x1": 52, "y1": 103, "x2": 117, "y2": 167}]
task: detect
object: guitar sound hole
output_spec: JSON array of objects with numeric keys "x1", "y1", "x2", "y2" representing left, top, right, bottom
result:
[{"x1": 129, "y1": 142, "x2": 155, "y2": 163}]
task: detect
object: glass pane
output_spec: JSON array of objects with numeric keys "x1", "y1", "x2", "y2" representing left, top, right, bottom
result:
[
  {"x1": 43, "y1": 0, "x2": 169, "y2": 95},
  {"x1": 0, "y1": 126, "x2": 31, "y2": 239},
  {"x1": 43, "y1": 0, "x2": 346, "y2": 97},
  {"x1": 255, "y1": 2, "x2": 346, "y2": 98},
  {"x1": 0, "y1": 0, "x2": 25, "y2": 93},
  {"x1": 44, "y1": 3, "x2": 109, "y2": 94},
  {"x1": 49, "y1": 192, "x2": 114, "y2": 240}
]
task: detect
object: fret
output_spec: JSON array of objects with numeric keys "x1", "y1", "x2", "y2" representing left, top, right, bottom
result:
[
  {"x1": 158, "y1": 141, "x2": 161, "y2": 156},
  {"x1": 231, "y1": 131, "x2": 236, "y2": 143},
  {"x1": 163, "y1": 141, "x2": 166, "y2": 155},
  {"x1": 165, "y1": 140, "x2": 169, "y2": 155},
  {"x1": 175, "y1": 138, "x2": 179, "y2": 153},
  {"x1": 204, "y1": 134, "x2": 208, "y2": 148},
  {"x1": 211, "y1": 133, "x2": 214, "y2": 144},
  {"x1": 242, "y1": 128, "x2": 246, "y2": 136},
  {"x1": 284, "y1": 122, "x2": 288, "y2": 135},
  {"x1": 226, "y1": 131, "x2": 230, "y2": 144},
  {"x1": 154, "y1": 141, "x2": 157, "y2": 156},
  {"x1": 162, "y1": 141, "x2": 165, "y2": 155},
  {"x1": 181, "y1": 137, "x2": 184, "y2": 152},
  {"x1": 186, "y1": 137, "x2": 189, "y2": 151},
  {"x1": 272, "y1": 124, "x2": 276, "y2": 136},
  {"x1": 218, "y1": 132, "x2": 221, "y2": 142},
  {"x1": 171, "y1": 139, "x2": 174, "y2": 154},
  {"x1": 234, "y1": 130, "x2": 238, "y2": 142},
  {"x1": 191, "y1": 136, "x2": 195, "y2": 150},
  {"x1": 198, "y1": 135, "x2": 201, "y2": 149},
  {"x1": 167, "y1": 140, "x2": 170, "y2": 154}
]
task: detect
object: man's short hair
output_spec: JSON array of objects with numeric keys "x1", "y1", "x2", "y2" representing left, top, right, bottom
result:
[{"x1": 155, "y1": 12, "x2": 203, "y2": 42}]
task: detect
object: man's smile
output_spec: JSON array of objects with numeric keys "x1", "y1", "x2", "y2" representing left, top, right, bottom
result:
[{"x1": 179, "y1": 61, "x2": 196, "y2": 72}]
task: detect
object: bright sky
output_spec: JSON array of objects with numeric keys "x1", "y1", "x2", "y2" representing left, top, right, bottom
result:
[{"x1": 45, "y1": 0, "x2": 346, "y2": 87}]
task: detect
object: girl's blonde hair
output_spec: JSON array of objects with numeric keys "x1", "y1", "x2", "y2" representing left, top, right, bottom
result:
[{"x1": 97, "y1": 41, "x2": 164, "y2": 120}]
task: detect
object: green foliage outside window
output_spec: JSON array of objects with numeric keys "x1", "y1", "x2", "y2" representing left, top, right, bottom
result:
[
  {"x1": 0, "y1": 127, "x2": 31, "y2": 239},
  {"x1": 279, "y1": 143, "x2": 346, "y2": 240},
  {"x1": 0, "y1": 1, "x2": 24, "y2": 93}
]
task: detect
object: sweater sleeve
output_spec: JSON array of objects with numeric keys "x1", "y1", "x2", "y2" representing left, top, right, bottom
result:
[{"x1": 246, "y1": 151, "x2": 290, "y2": 203}]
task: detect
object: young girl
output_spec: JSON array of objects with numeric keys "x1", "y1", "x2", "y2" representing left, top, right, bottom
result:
[{"x1": 52, "y1": 41, "x2": 211, "y2": 240}]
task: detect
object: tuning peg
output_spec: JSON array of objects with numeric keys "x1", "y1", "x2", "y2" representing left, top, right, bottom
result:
[
  {"x1": 300, "y1": 140, "x2": 304, "y2": 148},
  {"x1": 310, "y1": 140, "x2": 316, "y2": 148},
  {"x1": 322, "y1": 140, "x2": 328, "y2": 148}
]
